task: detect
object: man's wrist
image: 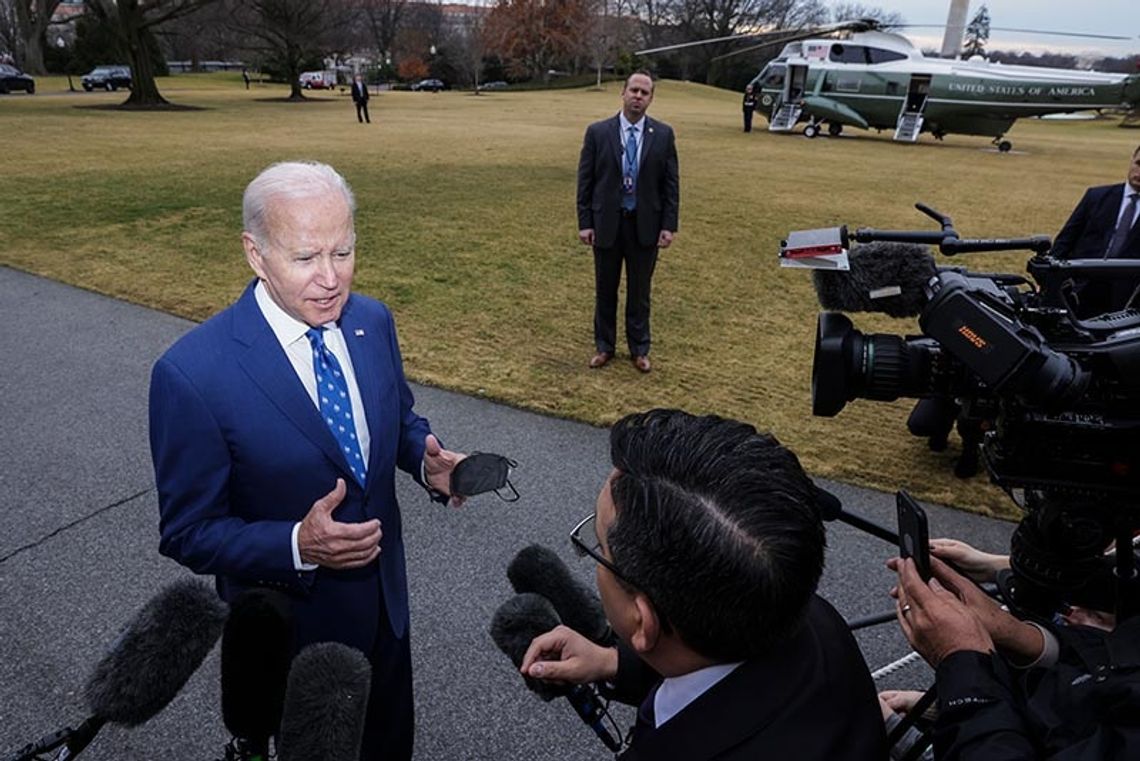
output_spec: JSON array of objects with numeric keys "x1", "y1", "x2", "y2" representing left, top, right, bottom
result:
[{"x1": 291, "y1": 522, "x2": 319, "y2": 571}]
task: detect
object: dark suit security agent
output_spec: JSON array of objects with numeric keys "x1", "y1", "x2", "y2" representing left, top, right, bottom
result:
[
  {"x1": 578, "y1": 71, "x2": 680, "y2": 374},
  {"x1": 520, "y1": 409, "x2": 886, "y2": 760},
  {"x1": 1051, "y1": 145, "x2": 1140, "y2": 316},
  {"x1": 352, "y1": 74, "x2": 371, "y2": 124},
  {"x1": 149, "y1": 161, "x2": 468, "y2": 761}
]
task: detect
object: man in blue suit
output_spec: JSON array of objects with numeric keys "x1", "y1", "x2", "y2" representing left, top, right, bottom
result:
[
  {"x1": 1052, "y1": 145, "x2": 1140, "y2": 316},
  {"x1": 149, "y1": 161, "x2": 464, "y2": 760}
]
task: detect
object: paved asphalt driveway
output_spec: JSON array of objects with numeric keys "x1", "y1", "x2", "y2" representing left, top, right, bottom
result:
[{"x1": 0, "y1": 266, "x2": 1015, "y2": 760}]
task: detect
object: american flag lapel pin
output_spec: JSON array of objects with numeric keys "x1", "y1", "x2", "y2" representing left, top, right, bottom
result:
[{"x1": 355, "y1": 329, "x2": 365, "y2": 336}]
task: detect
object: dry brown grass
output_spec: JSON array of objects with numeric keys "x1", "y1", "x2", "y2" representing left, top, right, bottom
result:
[{"x1": 3, "y1": 76, "x2": 1135, "y2": 518}]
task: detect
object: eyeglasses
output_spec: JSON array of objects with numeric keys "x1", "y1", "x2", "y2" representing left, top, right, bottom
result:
[{"x1": 570, "y1": 513, "x2": 635, "y2": 587}]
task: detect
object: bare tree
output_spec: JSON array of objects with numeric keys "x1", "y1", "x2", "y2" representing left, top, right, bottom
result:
[
  {"x1": 829, "y1": 2, "x2": 903, "y2": 27},
  {"x1": 0, "y1": 0, "x2": 20, "y2": 63},
  {"x1": 85, "y1": 0, "x2": 219, "y2": 106},
  {"x1": 586, "y1": 0, "x2": 634, "y2": 87},
  {"x1": 391, "y1": 0, "x2": 440, "y2": 78},
  {"x1": 647, "y1": 0, "x2": 828, "y2": 83},
  {"x1": 230, "y1": 0, "x2": 349, "y2": 100},
  {"x1": 162, "y1": 0, "x2": 238, "y2": 70},
  {"x1": 449, "y1": 9, "x2": 488, "y2": 91},
  {"x1": 358, "y1": 0, "x2": 405, "y2": 63},
  {"x1": 10, "y1": 0, "x2": 62, "y2": 74}
]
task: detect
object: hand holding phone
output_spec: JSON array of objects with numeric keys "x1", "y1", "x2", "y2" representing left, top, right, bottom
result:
[{"x1": 896, "y1": 491, "x2": 932, "y2": 582}]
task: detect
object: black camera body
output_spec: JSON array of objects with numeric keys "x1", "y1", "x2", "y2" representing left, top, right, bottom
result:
[{"x1": 796, "y1": 204, "x2": 1140, "y2": 618}]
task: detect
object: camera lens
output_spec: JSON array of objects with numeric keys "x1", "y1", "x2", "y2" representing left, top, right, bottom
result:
[{"x1": 812, "y1": 313, "x2": 930, "y2": 416}]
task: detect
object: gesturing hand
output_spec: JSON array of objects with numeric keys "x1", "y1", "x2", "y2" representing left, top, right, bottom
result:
[
  {"x1": 298, "y1": 479, "x2": 382, "y2": 569},
  {"x1": 423, "y1": 434, "x2": 467, "y2": 507},
  {"x1": 520, "y1": 625, "x2": 618, "y2": 685}
]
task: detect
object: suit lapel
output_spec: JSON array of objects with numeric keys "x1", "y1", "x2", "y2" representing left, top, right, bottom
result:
[
  {"x1": 609, "y1": 115, "x2": 623, "y2": 171},
  {"x1": 231, "y1": 282, "x2": 355, "y2": 480},
  {"x1": 640, "y1": 117, "x2": 656, "y2": 165},
  {"x1": 338, "y1": 297, "x2": 382, "y2": 492}
]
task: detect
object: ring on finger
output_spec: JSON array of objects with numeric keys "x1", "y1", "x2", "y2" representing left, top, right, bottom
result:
[{"x1": 901, "y1": 604, "x2": 912, "y2": 614}]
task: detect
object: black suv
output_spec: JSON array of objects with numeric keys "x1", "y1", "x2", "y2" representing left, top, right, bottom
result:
[
  {"x1": 82, "y1": 66, "x2": 132, "y2": 92},
  {"x1": 0, "y1": 63, "x2": 34, "y2": 94}
]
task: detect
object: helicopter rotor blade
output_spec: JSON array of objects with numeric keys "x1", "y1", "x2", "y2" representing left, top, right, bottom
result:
[{"x1": 635, "y1": 19, "x2": 873, "y2": 56}]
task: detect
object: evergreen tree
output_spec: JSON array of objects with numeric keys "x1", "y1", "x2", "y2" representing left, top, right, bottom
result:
[{"x1": 962, "y1": 4, "x2": 990, "y2": 59}]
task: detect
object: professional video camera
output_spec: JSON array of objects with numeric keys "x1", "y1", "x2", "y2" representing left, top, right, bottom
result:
[{"x1": 781, "y1": 204, "x2": 1140, "y2": 620}]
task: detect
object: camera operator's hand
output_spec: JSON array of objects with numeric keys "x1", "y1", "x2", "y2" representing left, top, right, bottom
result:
[
  {"x1": 521, "y1": 624, "x2": 619, "y2": 685},
  {"x1": 929, "y1": 538, "x2": 1010, "y2": 584},
  {"x1": 893, "y1": 557, "x2": 994, "y2": 667}
]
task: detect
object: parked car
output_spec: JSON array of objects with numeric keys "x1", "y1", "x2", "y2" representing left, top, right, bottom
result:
[
  {"x1": 411, "y1": 78, "x2": 445, "y2": 92},
  {"x1": 481, "y1": 80, "x2": 508, "y2": 90},
  {"x1": 82, "y1": 66, "x2": 132, "y2": 92},
  {"x1": 0, "y1": 63, "x2": 35, "y2": 94},
  {"x1": 299, "y1": 71, "x2": 335, "y2": 89}
]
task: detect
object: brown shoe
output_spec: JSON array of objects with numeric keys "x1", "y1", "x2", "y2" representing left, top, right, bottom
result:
[
  {"x1": 632, "y1": 355, "x2": 651, "y2": 373},
  {"x1": 589, "y1": 351, "x2": 613, "y2": 369}
]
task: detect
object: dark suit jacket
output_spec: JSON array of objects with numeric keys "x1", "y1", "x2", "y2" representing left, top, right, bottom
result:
[
  {"x1": 149, "y1": 281, "x2": 431, "y2": 654},
  {"x1": 577, "y1": 114, "x2": 679, "y2": 249},
  {"x1": 611, "y1": 596, "x2": 887, "y2": 761},
  {"x1": 352, "y1": 81, "x2": 370, "y2": 104},
  {"x1": 1053, "y1": 183, "x2": 1140, "y2": 260},
  {"x1": 1052, "y1": 183, "x2": 1140, "y2": 314}
]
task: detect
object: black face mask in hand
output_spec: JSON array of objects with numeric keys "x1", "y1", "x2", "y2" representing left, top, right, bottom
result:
[{"x1": 450, "y1": 452, "x2": 519, "y2": 502}]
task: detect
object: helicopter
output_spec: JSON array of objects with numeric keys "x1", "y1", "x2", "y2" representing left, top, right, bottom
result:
[{"x1": 638, "y1": 19, "x2": 1140, "y2": 151}]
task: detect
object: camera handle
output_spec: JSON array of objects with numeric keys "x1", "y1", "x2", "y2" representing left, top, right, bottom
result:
[{"x1": 854, "y1": 203, "x2": 1053, "y2": 257}]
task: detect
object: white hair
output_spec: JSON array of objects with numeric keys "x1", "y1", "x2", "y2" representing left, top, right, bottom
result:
[{"x1": 242, "y1": 161, "x2": 357, "y2": 248}]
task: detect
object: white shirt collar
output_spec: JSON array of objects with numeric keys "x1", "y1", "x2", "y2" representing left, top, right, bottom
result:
[
  {"x1": 254, "y1": 280, "x2": 332, "y2": 347},
  {"x1": 620, "y1": 112, "x2": 646, "y2": 134},
  {"x1": 654, "y1": 661, "x2": 743, "y2": 728}
]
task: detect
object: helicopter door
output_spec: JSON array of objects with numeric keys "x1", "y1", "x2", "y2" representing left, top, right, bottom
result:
[
  {"x1": 770, "y1": 63, "x2": 808, "y2": 132},
  {"x1": 895, "y1": 74, "x2": 931, "y2": 143}
]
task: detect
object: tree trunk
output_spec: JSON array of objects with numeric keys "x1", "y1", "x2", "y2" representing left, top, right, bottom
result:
[
  {"x1": 23, "y1": 32, "x2": 45, "y2": 75},
  {"x1": 122, "y1": 16, "x2": 169, "y2": 107}
]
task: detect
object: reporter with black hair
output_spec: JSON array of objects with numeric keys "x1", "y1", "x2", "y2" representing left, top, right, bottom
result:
[{"x1": 520, "y1": 409, "x2": 886, "y2": 760}]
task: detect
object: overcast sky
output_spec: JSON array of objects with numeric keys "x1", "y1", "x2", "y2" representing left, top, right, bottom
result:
[{"x1": 839, "y1": 0, "x2": 1140, "y2": 59}]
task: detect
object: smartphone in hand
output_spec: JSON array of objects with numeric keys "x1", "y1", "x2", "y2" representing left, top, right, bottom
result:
[{"x1": 896, "y1": 491, "x2": 932, "y2": 582}]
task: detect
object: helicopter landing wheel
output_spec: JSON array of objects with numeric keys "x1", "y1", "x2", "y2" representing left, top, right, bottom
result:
[
  {"x1": 827, "y1": 122, "x2": 843, "y2": 137},
  {"x1": 803, "y1": 123, "x2": 820, "y2": 139},
  {"x1": 997, "y1": 139, "x2": 1012, "y2": 153}
]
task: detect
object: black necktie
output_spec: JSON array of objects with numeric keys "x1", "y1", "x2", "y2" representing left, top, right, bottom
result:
[{"x1": 1106, "y1": 191, "x2": 1139, "y2": 259}]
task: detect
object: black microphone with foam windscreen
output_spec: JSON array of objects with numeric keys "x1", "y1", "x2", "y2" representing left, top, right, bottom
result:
[
  {"x1": 277, "y1": 642, "x2": 372, "y2": 761},
  {"x1": 489, "y1": 593, "x2": 622, "y2": 752},
  {"x1": 220, "y1": 588, "x2": 294, "y2": 761},
  {"x1": 813, "y1": 241, "x2": 937, "y2": 318},
  {"x1": 507, "y1": 545, "x2": 612, "y2": 645},
  {"x1": 3, "y1": 577, "x2": 227, "y2": 761}
]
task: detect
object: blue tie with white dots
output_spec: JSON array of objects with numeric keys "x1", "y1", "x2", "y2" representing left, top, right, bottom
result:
[{"x1": 306, "y1": 328, "x2": 367, "y2": 486}]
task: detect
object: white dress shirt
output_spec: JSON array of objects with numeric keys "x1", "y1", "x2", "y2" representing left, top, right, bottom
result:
[
  {"x1": 654, "y1": 661, "x2": 743, "y2": 728},
  {"x1": 254, "y1": 281, "x2": 371, "y2": 570}
]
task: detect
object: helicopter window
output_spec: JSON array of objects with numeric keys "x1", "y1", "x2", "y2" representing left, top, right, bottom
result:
[
  {"x1": 834, "y1": 75, "x2": 861, "y2": 93},
  {"x1": 868, "y1": 47, "x2": 907, "y2": 64},
  {"x1": 761, "y1": 65, "x2": 785, "y2": 88},
  {"x1": 829, "y1": 44, "x2": 906, "y2": 65}
]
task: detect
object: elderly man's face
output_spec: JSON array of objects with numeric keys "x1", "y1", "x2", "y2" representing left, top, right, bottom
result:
[
  {"x1": 1128, "y1": 149, "x2": 1140, "y2": 191},
  {"x1": 244, "y1": 191, "x2": 355, "y2": 327}
]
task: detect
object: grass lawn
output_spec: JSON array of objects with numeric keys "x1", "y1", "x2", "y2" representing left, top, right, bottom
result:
[{"x1": 3, "y1": 73, "x2": 1136, "y2": 519}]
